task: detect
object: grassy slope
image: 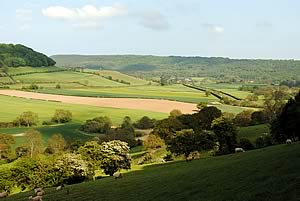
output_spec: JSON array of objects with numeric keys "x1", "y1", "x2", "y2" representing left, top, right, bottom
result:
[
  {"x1": 7, "y1": 66, "x2": 62, "y2": 75},
  {"x1": 238, "y1": 124, "x2": 270, "y2": 143},
  {"x1": 96, "y1": 70, "x2": 149, "y2": 85},
  {"x1": 2, "y1": 67, "x2": 149, "y2": 87},
  {"x1": 6, "y1": 143, "x2": 300, "y2": 201},
  {"x1": 12, "y1": 71, "x2": 125, "y2": 87}
]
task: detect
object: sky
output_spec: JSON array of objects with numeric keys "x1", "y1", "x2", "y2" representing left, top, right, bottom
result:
[{"x1": 0, "y1": 0, "x2": 300, "y2": 59}]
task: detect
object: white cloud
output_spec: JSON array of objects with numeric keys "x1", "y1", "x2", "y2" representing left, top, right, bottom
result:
[
  {"x1": 139, "y1": 10, "x2": 169, "y2": 31},
  {"x1": 42, "y1": 3, "x2": 127, "y2": 28},
  {"x1": 203, "y1": 24, "x2": 224, "y2": 34},
  {"x1": 16, "y1": 8, "x2": 32, "y2": 21}
]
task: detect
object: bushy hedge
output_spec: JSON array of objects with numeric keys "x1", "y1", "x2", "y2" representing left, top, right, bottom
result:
[{"x1": 0, "y1": 154, "x2": 92, "y2": 192}]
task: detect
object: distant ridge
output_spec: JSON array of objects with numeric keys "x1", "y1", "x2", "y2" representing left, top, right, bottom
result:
[{"x1": 51, "y1": 54, "x2": 300, "y2": 82}]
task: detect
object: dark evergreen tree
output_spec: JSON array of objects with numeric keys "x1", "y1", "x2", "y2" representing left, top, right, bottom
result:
[{"x1": 271, "y1": 91, "x2": 300, "y2": 143}]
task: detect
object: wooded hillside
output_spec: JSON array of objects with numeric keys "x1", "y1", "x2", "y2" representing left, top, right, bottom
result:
[
  {"x1": 0, "y1": 44, "x2": 55, "y2": 67},
  {"x1": 51, "y1": 55, "x2": 300, "y2": 82}
]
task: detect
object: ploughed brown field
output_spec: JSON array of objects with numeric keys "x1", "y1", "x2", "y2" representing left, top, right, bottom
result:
[{"x1": 0, "y1": 90, "x2": 197, "y2": 114}]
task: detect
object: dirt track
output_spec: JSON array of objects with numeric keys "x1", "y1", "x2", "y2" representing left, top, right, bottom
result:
[{"x1": 0, "y1": 90, "x2": 197, "y2": 114}]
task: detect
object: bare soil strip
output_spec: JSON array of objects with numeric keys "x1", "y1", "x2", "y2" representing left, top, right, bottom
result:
[{"x1": 0, "y1": 90, "x2": 197, "y2": 114}]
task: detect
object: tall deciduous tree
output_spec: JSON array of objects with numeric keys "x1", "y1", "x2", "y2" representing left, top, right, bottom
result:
[
  {"x1": 15, "y1": 111, "x2": 39, "y2": 127},
  {"x1": 0, "y1": 134, "x2": 15, "y2": 159},
  {"x1": 51, "y1": 109, "x2": 72, "y2": 123},
  {"x1": 211, "y1": 118, "x2": 238, "y2": 155},
  {"x1": 24, "y1": 129, "x2": 44, "y2": 158},
  {"x1": 271, "y1": 91, "x2": 300, "y2": 143},
  {"x1": 167, "y1": 129, "x2": 216, "y2": 158},
  {"x1": 100, "y1": 140, "x2": 131, "y2": 176},
  {"x1": 47, "y1": 134, "x2": 66, "y2": 154}
]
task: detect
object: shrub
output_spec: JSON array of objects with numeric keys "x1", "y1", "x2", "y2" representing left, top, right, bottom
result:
[
  {"x1": 134, "y1": 131, "x2": 143, "y2": 137},
  {"x1": 28, "y1": 84, "x2": 39, "y2": 90},
  {"x1": 255, "y1": 134, "x2": 273, "y2": 148},
  {"x1": 238, "y1": 138, "x2": 255, "y2": 150},
  {"x1": 42, "y1": 120, "x2": 55, "y2": 125},
  {"x1": 163, "y1": 153, "x2": 174, "y2": 161},
  {"x1": 138, "y1": 152, "x2": 153, "y2": 165},
  {"x1": 234, "y1": 110, "x2": 254, "y2": 127},
  {"x1": 51, "y1": 109, "x2": 72, "y2": 123},
  {"x1": 80, "y1": 116, "x2": 112, "y2": 134},
  {"x1": 144, "y1": 134, "x2": 165, "y2": 150},
  {"x1": 134, "y1": 116, "x2": 157, "y2": 129}
]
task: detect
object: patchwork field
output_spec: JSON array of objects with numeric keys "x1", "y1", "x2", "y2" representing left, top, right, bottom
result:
[
  {"x1": 34, "y1": 84, "x2": 218, "y2": 103},
  {"x1": 0, "y1": 68, "x2": 266, "y2": 115}
]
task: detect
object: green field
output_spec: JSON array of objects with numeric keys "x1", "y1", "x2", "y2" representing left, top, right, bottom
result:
[
  {"x1": 6, "y1": 143, "x2": 300, "y2": 201},
  {"x1": 13, "y1": 71, "x2": 126, "y2": 87},
  {"x1": 2, "y1": 67, "x2": 150, "y2": 87},
  {"x1": 7, "y1": 66, "x2": 63, "y2": 75},
  {"x1": 96, "y1": 70, "x2": 150, "y2": 85},
  {"x1": 34, "y1": 85, "x2": 218, "y2": 103},
  {"x1": 0, "y1": 95, "x2": 167, "y2": 145},
  {"x1": 0, "y1": 124, "x2": 91, "y2": 148},
  {"x1": 238, "y1": 124, "x2": 270, "y2": 143},
  {"x1": 0, "y1": 77, "x2": 13, "y2": 84},
  {"x1": 0, "y1": 95, "x2": 167, "y2": 124}
]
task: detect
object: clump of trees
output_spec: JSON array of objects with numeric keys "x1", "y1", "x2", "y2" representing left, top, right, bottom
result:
[
  {"x1": 0, "y1": 43, "x2": 56, "y2": 67},
  {"x1": 150, "y1": 106, "x2": 238, "y2": 158},
  {"x1": 133, "y1": 116, "x2": 157, "y2": 129},
  {"x1": 45, "y1": 134, "x2": 67, "y2": 154},
  {"x1": 51, "y1": 109, "x2": 73, "y2": 124},
  {"x1": 80, "y1": 116, "x2": 112, "y2": 134},
  {"x1": 14, "y1": 111, "x2": 39, "y2": 127}
]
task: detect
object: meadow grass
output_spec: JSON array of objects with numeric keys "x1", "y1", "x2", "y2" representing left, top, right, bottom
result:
[
  {"x1": 6, "y1": 143, "x2": 300, "y2": 201},
  {"x1": 0, "y1": 77, "x2": 14, "y2": 84},
  {"x1": 96, "y1": 70, "x2": 149, "y2": 85},
  {"x1": 12, "y1": 71, "x2": 125, "y2": 87},
  {"x1": 0, "y1": 95, "x2": 167, "y2": 124},
  {"x1": 7, "y1": 66, "x2": 62, "y2": 75},
  {"x1": 0, "y1": 124, "x2": 90, "y2": 148},
  {"x1": 238, "y1": 124, "x2": 270, "y2": 143}
]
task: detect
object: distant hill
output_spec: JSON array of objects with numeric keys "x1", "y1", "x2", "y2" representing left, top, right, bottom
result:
[
  {"x1": 51, "y1": 55, "x2": 300, "y2": 82},
  {"x1": 0, "y1": 44, "x2": 55, "y2": 67}
]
